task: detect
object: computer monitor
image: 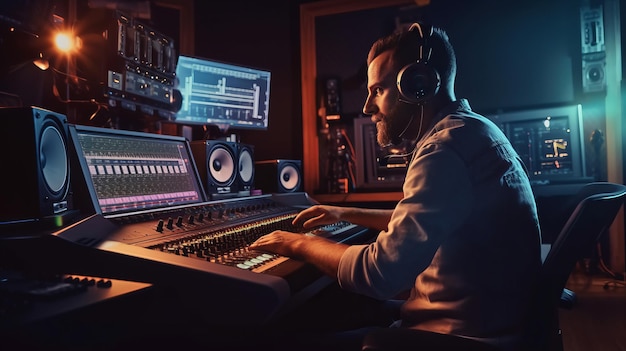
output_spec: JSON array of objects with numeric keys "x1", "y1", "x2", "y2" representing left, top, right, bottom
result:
[
  {"x1": 487, "y1": 104, "x2": 588, "y2": 186},
  {"x1": 69, "y1": 124, "x2": 207, "y2": 216},
  {"x1": 174, "y1": 55, "x2": 271, "y2": 132}
]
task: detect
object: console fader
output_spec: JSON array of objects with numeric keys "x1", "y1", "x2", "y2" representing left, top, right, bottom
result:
[{"x1": 108, "y1": 196, "x2": 301, "y2": 271}]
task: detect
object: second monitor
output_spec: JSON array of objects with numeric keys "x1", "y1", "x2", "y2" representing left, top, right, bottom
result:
[
  {"x1": 174, "y1": 55, "x2": 271, "y2": 132},
  {"x1": 487, "y1": 104, "x2": 589, "y2": 186}
]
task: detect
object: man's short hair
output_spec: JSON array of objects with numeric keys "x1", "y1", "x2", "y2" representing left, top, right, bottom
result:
[{"x1": 367, "y1": 23, "x2": 457, "y2": 90}]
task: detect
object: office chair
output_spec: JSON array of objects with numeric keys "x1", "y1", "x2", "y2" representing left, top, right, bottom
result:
[
  {"x1": 362, "y1": 182, "x2": 626, "y2": 351},
  {"x1": 545, "y1": 182, "x2": 626, "y2": 305}
]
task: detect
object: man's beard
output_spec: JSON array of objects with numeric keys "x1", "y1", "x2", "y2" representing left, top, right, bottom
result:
[{"x1": 376, "y1": 104, "x2": 413, "y2": 146}]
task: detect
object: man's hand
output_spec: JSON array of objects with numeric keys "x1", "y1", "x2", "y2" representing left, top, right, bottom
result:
[
  {"x1": 293, "y1": 205, "x2": 344, "y2": 229},
  {"x1": 293, "y1": 205, "x2": 393, "y2": 232},
  {"x1": 249, "y1": 230, "x2": 350, "y2": 277},
  {"x1": 249, "y1": 230, "x2": 305, "y2": 258}
]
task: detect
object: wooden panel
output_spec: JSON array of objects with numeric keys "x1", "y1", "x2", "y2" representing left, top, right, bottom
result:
[
  {"x1": 299, "y1": 0, "x2": 413, "y2": 195},
  {"x1": 311, "y1": 192, "x2": 403, "y2": 204},
  {"x1": 602, "y1": 0, "x2": 625, "y2": 274}
]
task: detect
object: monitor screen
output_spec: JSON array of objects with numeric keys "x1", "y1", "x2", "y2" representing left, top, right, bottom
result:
[
  {"x1": 487, "y1": 104, "x2": 588, "y2": 186},
  {"x1": 69, "y1": 125, "x2": 207, "y2": 216},
  {"x1": 174, "y1": 55, "x2": 271, "y2": 131}
]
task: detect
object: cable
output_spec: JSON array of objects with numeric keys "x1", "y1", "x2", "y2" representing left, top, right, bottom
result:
[
  {"x1": 595, "y1": 242, "x2": 625, "y2": 289},
  {"x1": 340, "y1": 128, "x2": 357, "y2": 167},
  {"x1": 50, "y1": 66, "x2": 99, "y2": 105},
  {"x1": 338, "y1": 128, "x2": 357, "y2": 189}
]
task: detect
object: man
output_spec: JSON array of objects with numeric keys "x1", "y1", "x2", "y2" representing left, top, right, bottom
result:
[{"x1": 251, "y1": 22, "x2": 542, "y2": 351}]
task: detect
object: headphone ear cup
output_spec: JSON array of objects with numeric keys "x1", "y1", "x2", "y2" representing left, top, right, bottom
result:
[{"x1": 397, "y1": 62, "x2": 441, "y2": 104}]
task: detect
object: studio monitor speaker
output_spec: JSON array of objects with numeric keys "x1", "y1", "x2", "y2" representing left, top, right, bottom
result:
[
  {"x1": 237, "y1": 143, "x2": 255, "y2": 196},
  {"x1": 191, "y1": 140, "x2": 238, "y2": 200},
  {"x1": 255, "y1": 159, "x2": 302, "y2": 194},
  {"x1": 0, "y1": 106, "x2": 72, "y2": 223},
  {"x1": 582, "y1": 52, "x2": 606, "y2": 93},
  {"x1": 580, "y1": 5, "x2": 606, "y2": 93}
]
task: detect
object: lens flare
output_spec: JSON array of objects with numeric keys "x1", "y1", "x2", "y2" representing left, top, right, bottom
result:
[{"x1": 54, "y1": 32, "x2": 74, "y2": 52}]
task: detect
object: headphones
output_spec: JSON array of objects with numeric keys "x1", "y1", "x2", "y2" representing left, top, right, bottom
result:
[{"x1": 396, "y1": 22, "x2": 441, "y2": 105}]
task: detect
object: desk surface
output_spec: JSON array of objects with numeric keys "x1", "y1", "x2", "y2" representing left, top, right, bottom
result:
[{"x1": 312, "y1": 182, "x2": 589, "y2": 204}]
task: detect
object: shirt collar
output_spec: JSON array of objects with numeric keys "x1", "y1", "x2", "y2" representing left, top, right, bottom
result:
[
  {"x1": 433, "y1": 99, "x2": 472, "y2": 121},
  {"x1": 411, "y1": 99, "x2": 473, "y2": 154}
]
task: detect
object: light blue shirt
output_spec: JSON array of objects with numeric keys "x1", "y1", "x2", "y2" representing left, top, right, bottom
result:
[{"x1": 338, "y1": 99, "x2": 542, "y2": 349}]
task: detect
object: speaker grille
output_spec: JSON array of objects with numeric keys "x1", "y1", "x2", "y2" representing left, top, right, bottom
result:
[
  {"x1": 238, "y1": 145, "x2": 254, "y2": 186},
  {"x1": 208, "y1": 145, "x2": 236, "y2": 186},
  {"x1": 255, "y1": 159, "x2": 302, "y2": 194},
  {"x1": 0, "y1": 106, "x2": 71, "y2": 222},
  {"x1": 279, "y1": 163, "x2": 301, "y2": 192},
  {"x1": 40, "y1": 122, "x2": 69, "y2": 195},
  {"x1": 190, "y1": 140, "x2": 240, "y2": 200}
]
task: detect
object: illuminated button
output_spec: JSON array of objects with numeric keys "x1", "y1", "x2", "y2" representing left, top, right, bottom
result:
[
  {"x1": 237, "y1": 263, "x2": 251, "y2": 269},
  {"x1": 250, "y1": 258, "x2": 262, "y2": 264},
  {"x1": 261, "y1": 254, "x2": 274, "y2": 259}
]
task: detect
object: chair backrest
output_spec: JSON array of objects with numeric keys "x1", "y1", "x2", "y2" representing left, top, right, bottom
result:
[
  {"x1": 526, "y1": 182, "x2": 626, "y2": 350},
  {"x1": 542, "y1": 182, "x2": 626, "y2": 300}
]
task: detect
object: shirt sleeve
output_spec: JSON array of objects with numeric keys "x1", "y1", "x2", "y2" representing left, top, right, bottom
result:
[{"x1": 337, "y1": 141, "x2": 474, "y2": 299}]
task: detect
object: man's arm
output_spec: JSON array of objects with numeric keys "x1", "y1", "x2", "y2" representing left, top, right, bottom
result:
[
  {"x1": 249, "y1": 231, "x2": 350, "y2": 277},
  {"x1": 294, "y1": 205, "x2": 393, "y2": 231}
]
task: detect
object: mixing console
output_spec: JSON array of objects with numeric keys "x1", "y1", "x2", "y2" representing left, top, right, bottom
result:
[
  {"x1": 100, "y1": 194, "x2": 364, "y2": 273},
  {"x1": 1, "y1": 193, "x2": 373, "y2": 326}
]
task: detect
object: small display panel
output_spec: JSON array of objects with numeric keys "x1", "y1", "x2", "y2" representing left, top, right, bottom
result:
[
  {"x1": 507, "y1": 115, "x2": 573, "y2": 177},
  {"x1": 69, "y1": 125, "x2": 206, "y2": 215},
  {"x1": 174, "y1": 55, "x2": 271, "y2": 131},
  {"x1": 488, "y1": 104, "x2": 588, "y2": 185}
]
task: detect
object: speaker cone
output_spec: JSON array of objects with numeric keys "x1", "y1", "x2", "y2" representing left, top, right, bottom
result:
[
  {"x1": 39, "y1": 123, "x2": 68, "y2": 196},
  {"x1": 280, "y1": 164, "x2": 300, "y2": 191},
  {"x1": 587, "y1": 65, "x2": 604, "y2": 83},
  {"x1": 238, "y1": 148, "x2": 254, "y2": 184},
  {"x1": 209, "y1": 146, "x2": 235, "y2": 185}
]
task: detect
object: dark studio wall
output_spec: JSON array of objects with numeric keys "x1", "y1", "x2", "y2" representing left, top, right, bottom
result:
[
  {"x1": 0, "y1": 0, "x2": 306, "y2": 164},
  {"x1": 313, "y1": 0, "x2": 609, "y2": 182},
  {"x1": 315, "y1": 0, "x2": 581, "y2": 117},
  {"x1": 0, "y1": 1, "x2": 61, "y2": 111},
  {"x1": 191, "y1": 0, "x2": 305, "y2": 163},
  {"x1": 186, "y1": 0, "x2": 598, "y2": 195},
  {"x1": 0, "y1": 0, "x2": 613, "y2": 179}
]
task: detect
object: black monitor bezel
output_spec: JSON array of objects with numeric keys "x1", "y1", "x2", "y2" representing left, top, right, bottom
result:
[{"x1": 68, "y1": 124, "x2": 208, "y2": 216}]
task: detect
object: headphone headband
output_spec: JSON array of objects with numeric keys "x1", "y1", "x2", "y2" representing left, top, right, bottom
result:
[{"x1": 408, "y1": 22, "x2": 433, "y2": 64}]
